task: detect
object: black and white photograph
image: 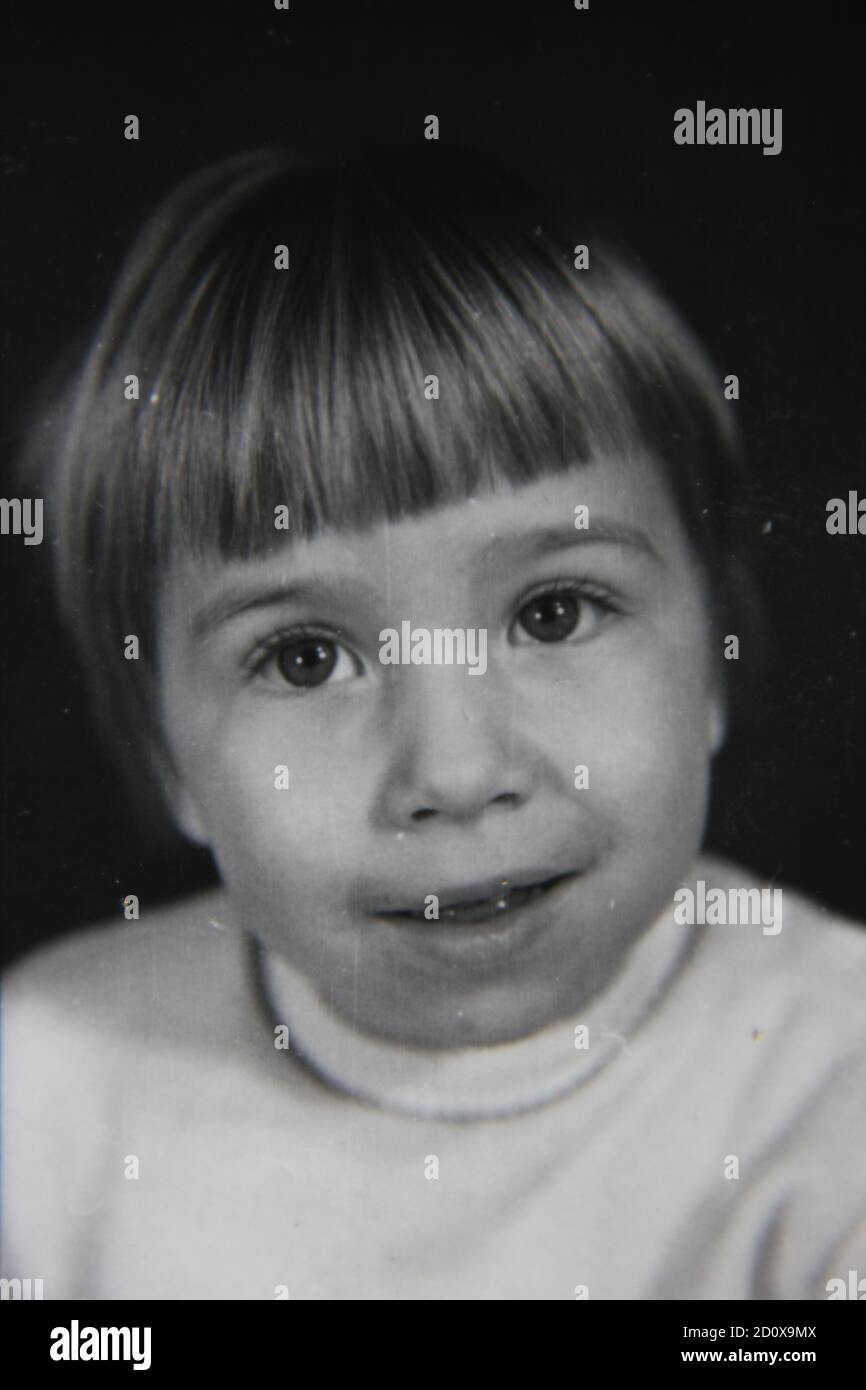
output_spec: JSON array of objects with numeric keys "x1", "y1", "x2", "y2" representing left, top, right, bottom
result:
[{"x1": 2, "y1": 0, "x2": 864, "y2": 1345}]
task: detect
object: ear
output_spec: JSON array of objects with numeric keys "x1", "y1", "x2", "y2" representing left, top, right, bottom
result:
[{"x1": 148, "y1": 741, "x2": 211, "y2": 847}]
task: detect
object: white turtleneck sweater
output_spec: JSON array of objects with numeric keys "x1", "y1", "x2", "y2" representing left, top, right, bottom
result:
[{"x1": 2, "y1": 856, "x2": 865, "y2": 1300}]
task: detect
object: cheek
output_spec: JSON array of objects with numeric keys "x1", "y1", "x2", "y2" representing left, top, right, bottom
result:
[
  {"x1": 568, "y1": 642, "x2": 716, "y2": 833},
  {"x1": 186, "y1": 710, "x2": 369, "y2": 879}
]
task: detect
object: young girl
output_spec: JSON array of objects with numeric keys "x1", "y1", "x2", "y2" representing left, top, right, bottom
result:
[{"x1": 3, "y1": 143, "x2": 865, "y2": 1299}]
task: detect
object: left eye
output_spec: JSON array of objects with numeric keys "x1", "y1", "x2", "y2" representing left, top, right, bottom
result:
[
  {"x1": 514, "y1": 590, "x2": 604, "y2": 644},
  {"x1": 251, "y1": 631, "x2": 360, "y2": 690}
]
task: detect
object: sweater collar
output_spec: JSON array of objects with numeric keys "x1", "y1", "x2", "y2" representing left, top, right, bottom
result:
[{"x1": 253, "y1": 888, "x2": 696, "y2": 1121}]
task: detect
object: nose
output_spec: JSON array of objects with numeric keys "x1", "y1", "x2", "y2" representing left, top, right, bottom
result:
[{"x1": 373, "y1": 665, "x2": 536, "y2": 829}]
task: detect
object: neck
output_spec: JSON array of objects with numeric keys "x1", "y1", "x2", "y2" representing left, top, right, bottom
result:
[{"x1": 253, "y1": 891, "x2": 697, "y2": 1121}]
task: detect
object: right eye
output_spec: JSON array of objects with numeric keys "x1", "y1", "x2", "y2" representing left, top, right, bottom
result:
[{"x1": 251, "y1": 631, "x2": 361, "y2": 690}]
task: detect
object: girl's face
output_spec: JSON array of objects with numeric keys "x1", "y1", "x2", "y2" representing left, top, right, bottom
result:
[{"x1": 158, "y1": 456, "x2": 725, "y2": 1047}]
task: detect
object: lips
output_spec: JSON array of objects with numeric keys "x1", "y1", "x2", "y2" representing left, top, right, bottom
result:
[{"x1": 375, "y1": 871, "x2": 578, "y2": 926}]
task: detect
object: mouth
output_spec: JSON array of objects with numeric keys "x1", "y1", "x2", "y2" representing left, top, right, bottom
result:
[{"x1": 376, "y1": 871, "x2": 578, "y2": 926}]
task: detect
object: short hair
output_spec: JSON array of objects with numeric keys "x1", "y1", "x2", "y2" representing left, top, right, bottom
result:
[{"x1": 22, "y1": 141, "x2": 758, "y2": 817}]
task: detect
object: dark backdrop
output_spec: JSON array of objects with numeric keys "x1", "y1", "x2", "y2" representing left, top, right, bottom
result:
[{"x1": 2, "y1": 0, "x2": 864, "y2": 965}]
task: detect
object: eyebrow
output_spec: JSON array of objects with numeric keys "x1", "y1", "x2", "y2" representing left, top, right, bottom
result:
[
  {"x1": 190, "y1": 578, "x2": 352, "y2": 643},
  {"x1": 189, "y1": 519, "x2": 658, "y2": 642},
  {"x1": 481, "y1": 521, "x2": 660, "y2": 565}
]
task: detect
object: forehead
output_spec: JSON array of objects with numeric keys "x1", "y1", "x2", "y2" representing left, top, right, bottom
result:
[{"x1": 161, "y1": 454, "x2": 699, "y2": 622}]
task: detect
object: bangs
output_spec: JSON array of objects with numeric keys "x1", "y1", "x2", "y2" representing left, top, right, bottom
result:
[
  {"x1": 148, "y1": 213, "x2": 614, "y2": 555},
  {"x1": 58, "y1": 144, "x2": 736, "y2": 562}
]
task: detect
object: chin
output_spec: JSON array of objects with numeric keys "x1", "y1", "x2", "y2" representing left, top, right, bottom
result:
[{"x1": 353, "y1": 983, "x2": 565, "y2": 1050}]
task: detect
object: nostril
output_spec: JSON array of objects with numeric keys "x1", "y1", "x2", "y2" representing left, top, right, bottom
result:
[
  {"x1": 490, "y1": 791, "x2": 520, "y2": 807},
  {"x1": 411, "y1": 807, "x2": 437, "y2": 822}
]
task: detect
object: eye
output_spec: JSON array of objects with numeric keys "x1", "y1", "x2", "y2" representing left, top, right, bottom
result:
[
  {"x1": 513, "y1": 586, "x2": 613, "y2": 645},
  {"x1": 250, "y1": 630, "x2": 360, "y2": 690}
]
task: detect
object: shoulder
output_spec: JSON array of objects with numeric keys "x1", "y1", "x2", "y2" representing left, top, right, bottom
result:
[
  {"x1": 659, "y1": 859, "x2": 866, "y2": 1295},
  {"x1": 676, "y1": 854, "x2": 866, "y2": 1120},
  {"x1": 694, "y1": 853, "x2": 866, "y2": 1012},
  {"x1": 2, "y1": 887, "x2": 253, "y2": 1064},
  {"x1": 1, "y1": 891, "x2": 238, "y2": 1290}
]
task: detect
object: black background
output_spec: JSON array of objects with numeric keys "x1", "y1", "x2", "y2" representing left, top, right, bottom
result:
[{"x1": 2, "y1": 1, "x2": 864, "y2": 965}]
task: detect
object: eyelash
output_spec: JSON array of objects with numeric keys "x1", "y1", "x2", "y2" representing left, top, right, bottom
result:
[
  {"x1": 517, "y1": 577, "x2": 621, "y2": 619},
  {"x1": 243, "y1": 580, "x2": 622, "y2": 686}
]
